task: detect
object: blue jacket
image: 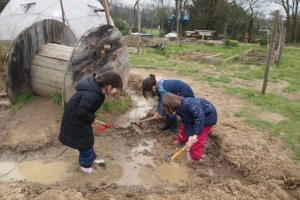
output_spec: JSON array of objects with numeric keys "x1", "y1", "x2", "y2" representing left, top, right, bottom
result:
[
  {"x1": 177, "y1": 97, "x2": 217, "y2": 137},
  {"x1": 59, "y1": 77, "x2": 105, "y2": 150},
  {"x1": 156, "y1": 79, "x2": 195, "y2": 115}
]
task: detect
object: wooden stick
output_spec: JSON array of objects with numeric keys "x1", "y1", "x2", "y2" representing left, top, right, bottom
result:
[
  {"x1": 103, "y1": 0, "x2": 111, "y2": 25},
  {"x1": 96, "y1": 119, "x2": 105, "y2": 125},
  {"x1": 0, "y1": 101, "x2": 11, "y2": 107},
  {"x1": 171, "y1": 146, "x2": 188, "y2": 161},
  {"x1": 138, "y1": 116, "x2": 156, "y2": 123}
]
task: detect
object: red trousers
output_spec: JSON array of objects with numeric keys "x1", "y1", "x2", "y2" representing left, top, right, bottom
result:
[{"x1": 177, "y1": 125, "x2": 212, "y2": 160}]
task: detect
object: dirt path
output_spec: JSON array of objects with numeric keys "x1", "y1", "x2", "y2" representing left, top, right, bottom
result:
[{"x1": 0, "y1": 67, "x2": 299, "y2": 199}]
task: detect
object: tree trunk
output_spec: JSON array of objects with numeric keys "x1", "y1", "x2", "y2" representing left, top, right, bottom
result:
[{"x1": 248, "y1": 17, "x2": 254, "y2": 42}]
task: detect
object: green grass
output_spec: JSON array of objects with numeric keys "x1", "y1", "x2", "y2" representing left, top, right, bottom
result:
[
  {"x1": 96, "y1": 92, "x2": 131, "y2": 114},
  {"x1": 52, "y1": 91, "x2": 62, "y2": 105},
  {"x1": 129, "y1": 41, "x2": 300, "y2": 161},
  {"x1": 11, "y1": 91, "x2": 34, "y2": 111},
  {"x1": 143, "y1": 28, "x2": 160, "y2": 37}
]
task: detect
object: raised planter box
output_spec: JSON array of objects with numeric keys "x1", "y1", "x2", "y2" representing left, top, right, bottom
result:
[
  {"x1": 124, "y1": 36, "x2": 169, "y2": 47},
  {"x1": 242, "y1": 49, "x2": 269, "y2": 65}
]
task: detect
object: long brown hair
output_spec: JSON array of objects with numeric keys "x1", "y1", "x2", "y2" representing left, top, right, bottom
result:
[
  {"x1": 162, "y1": 93, "x2": 184, "y2": 114},
  {"x1": 93, "y1": 71, "x2": 123, "y2": 92},
  {"x1": 142, "y1": 74, "x2": 156, "y2": 98}
]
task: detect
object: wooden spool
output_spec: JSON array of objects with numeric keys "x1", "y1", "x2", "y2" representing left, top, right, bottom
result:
[{"x1": 5, "y1": 19, "x2": 129, "y2": 105}]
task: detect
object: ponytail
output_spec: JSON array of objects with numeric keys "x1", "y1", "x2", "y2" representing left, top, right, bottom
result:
[
  {"x1": 93, "y1": 71, "x2": 123, "y2": 92},
  {"x1": 142, "y1": 74, "x2": 156, "y2": 98}
]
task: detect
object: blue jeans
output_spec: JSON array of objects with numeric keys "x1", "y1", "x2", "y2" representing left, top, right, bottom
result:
[{"x1": 78, "y1": 147, "x2": 97, "y2": 168}]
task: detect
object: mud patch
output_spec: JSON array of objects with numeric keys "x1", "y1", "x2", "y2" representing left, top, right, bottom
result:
[{"x1": 0, "y1": 69, "x2": 300, "y2": 199}]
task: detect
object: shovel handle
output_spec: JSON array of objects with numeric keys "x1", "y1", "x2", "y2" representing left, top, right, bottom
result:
[
  {"x1": 138, "y1": 116, "x2": 156, "y2": 123},
  {"x1": 171, "y1": 146, "x2": 188, "y2": 161},
  {"x1": 96, "y1": 119, "x2": 105, "y2": 125}
]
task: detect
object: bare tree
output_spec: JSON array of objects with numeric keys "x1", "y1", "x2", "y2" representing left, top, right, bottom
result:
[
  {"x1": 271, "y1": 0, "x2": 300, "y2": 43},
  {"x1": 142, "y1": 2, "x2": 158, "y2": 33},
  {"x1": 242, "y1": 0, "x2": 267, "y2": 42},
  {"x1": 227, "y1": 0, "x2": 266, "y2": 39},
  {"x1": 153, "y1": 0, "x2": 172, "y2": 36}
]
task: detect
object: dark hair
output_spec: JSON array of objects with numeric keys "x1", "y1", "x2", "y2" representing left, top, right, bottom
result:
[
  {"x1": 93, "y1": 71, "x2": 123, "y2": 92},
  {"x1": 162, "y1": 93, "x2": 184, "y2": 114},
  {"x1": 142, "y1": 74, "x2": 156, "y2": 98}
]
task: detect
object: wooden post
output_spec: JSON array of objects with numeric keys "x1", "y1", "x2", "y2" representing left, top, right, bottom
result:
[
  {"x1": 276, "y1": 24, "x2": 286, "y2": 66},
  {"x1": 261, "y1": 11, "x2": 280, "y2": 94},
  {"x1": 261, "y1": 41, "x2": 274, "y2": 95},
  {"x1": 59, "y1": 0, "x2": 65, "y2": 25},
  {"x1": 137, "y1": 0, "x2": 142, "y2": 54},
  {"x1": 176, "y1": 0, "x2": 179, "y2": 46},
  {"x1": 103, "y1": 0, "x2": 111, "y2": 25}
]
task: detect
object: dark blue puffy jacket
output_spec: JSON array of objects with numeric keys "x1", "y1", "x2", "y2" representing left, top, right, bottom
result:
[
  {"x1": 177, "y1": 97, "x2": 218, "y2": 137},
  {"x1": 59, "y1": 77, "x2": 105, "y2": 150}
]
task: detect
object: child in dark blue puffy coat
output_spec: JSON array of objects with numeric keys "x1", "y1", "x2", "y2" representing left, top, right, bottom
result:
[
  {"x1": 59, "y1": 71, "x2": 123, "y2": 173},
  {"x1": 142, "y1": 74, "x2": 195, "y2": 135},
  {"x1": 161, "y1": 93, "x2": 218, "y2": 163}
]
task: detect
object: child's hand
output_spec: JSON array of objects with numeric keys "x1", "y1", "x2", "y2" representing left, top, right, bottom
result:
[
  {"x1": 186, "y1": 134, "x2": 198, "y2": 147},
  {"x1": 92, "y1": 119, "x2": 97, "y2": 125},
  {"x1": 154, "y1": 112, "x2": 163, "y2": 119},
  {"x1": 155, "y1": 75, "x2": 163, "y2": 83}
]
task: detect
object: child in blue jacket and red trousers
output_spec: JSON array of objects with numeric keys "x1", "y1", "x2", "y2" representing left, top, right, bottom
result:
[
  {"x1": 161, "y1": 92, "x2": 218, "y2": 163},
  {"x1": 142, "y1": 74, "x2": 195, "y2": 135}
]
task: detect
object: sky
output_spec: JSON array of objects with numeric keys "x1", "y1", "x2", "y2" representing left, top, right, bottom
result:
[{"x1": 123, "y1": 0, "x2": 284, "y2": 17}]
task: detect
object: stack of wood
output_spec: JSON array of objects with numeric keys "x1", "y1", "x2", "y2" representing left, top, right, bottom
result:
[
  {"x1": 0, "y1": 93, "x2": 11, "y2": 108},
  {"x1": 242, "y1": 49, "x2": 269, "y2": 65}
]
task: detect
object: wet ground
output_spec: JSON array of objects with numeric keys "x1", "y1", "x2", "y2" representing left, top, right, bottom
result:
[
  {"x1": 0, "y1": 84, "x2": 234, "y2": 193},
  {"x1": 0, "y1": 69, "x2": 299, "y2": 199}
]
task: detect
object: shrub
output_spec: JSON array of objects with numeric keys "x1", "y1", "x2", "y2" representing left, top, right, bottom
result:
[
  {"x1": 224, "y1": 39, "x2": 238, "y2": 47},
  {"x1": 113, "y1": 19, "x2": 131, "y2": 35},
  {"x1": 52, "y1": 91, "x2": 62, "y2": 105}
]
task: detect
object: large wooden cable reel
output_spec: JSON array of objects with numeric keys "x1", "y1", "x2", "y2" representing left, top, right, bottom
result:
[{"x1": 5, "y1": 19, "x2": 130, "y2": 105}]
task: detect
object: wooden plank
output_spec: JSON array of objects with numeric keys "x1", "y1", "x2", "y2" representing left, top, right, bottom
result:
[
  {"x1": 36, "y1": 48, "x2": 72, "y2": 61},
  {"x1": 30, "y1": 56, "x2": 68, "y2": 72},
  {"x1": 31, "y1": 75, "x2": 63, "y2": 88},
  {"x1": 30, "y1": 73, "x2": 63, "y2": 85},
  {"x1": 45, "y1": 43, "x2": 73, "y2": 53},
  {"x1": 223, "y1": 54, "x2": 240, "y2": 62},
  {"x1": 31, "y1": 64, "x2": 65, "y2": 77},
  {"x1": 32, "y1": 55, "x2": 68, "y2": 70},
  {"x1": 31, "y1": 82, "x2": 61, "y2": 97},
  {"x1": 0, "y1": 101, "x2": 11, "y2": 107}
]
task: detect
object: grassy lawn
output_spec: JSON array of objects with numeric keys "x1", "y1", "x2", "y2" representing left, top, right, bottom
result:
[
  {"x1": 129, "y1": 41, "x2": 300, "y2": 161},
  {"x1": 143, "y1": 28, "x2": 160, "y2": 37}
]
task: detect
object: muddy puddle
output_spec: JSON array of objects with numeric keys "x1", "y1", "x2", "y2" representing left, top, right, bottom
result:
[
  {"x1": 0, "y1": 92, "x2": 190, "y2": 188},
  {"x1": 0, "y1": 138, "x2": 189, "y2": 188}
]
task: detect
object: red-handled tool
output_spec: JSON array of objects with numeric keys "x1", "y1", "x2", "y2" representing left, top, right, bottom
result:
[{"x1": 96, "y1": 120, "x2": 113, "y2": 133}]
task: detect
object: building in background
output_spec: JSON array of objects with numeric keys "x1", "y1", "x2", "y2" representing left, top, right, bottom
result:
[{"x1": 0, "y1": 0, "x2": 114, "y2": 40}]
